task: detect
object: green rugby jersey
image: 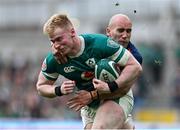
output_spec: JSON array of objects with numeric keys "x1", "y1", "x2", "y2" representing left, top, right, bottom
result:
[{"x1": 41, "y1": 34, "x2": 129, "y2": 108}]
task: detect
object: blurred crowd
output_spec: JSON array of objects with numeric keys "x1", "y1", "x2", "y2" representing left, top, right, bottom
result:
[{"x1": 0, "y1": 55, "x2": 80, "y2": 119}]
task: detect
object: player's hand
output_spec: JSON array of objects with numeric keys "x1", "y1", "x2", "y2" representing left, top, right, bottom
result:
[
  {"x1": 93, "y1": 78, "x2": 111, "y2": 93},
  {"x1": 51, "y1": 43, "x2": 68, "y2": 64},
  {"x1": 61, "y1": 80, "x2": 76, "y2": 95},
  {"x1": 67, "y1": 90, "x2": 92, "y2": 111}
]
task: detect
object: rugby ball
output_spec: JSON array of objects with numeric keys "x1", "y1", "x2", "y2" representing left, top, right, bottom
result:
[{"x1": 95, "y1": 59, "x2": 121, "y2": 82}]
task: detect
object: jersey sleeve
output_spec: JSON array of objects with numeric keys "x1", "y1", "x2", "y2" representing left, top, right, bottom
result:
[
  {"x1": 96, "y1": 37, "x2": 130, "y2": 66},
  {"x1": 128, "y1": 42, "x2": 143, "y2": 64},
  {"x1": 41, "y1": 53, "x2": 59, "y2": 81}
]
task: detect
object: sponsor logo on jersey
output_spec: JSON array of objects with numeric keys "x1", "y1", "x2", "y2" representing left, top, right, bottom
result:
[
  {"x1": 42, "y1": 59, "x2": 47, "y2": 71},
  {"x1": 85, "y1": 58, "x2": 96, "y2": 68},
  {"x1": 81, "y1": 71, "x2": 94, "y2": 80},
  {"x1": 107, "y1": 38, "x2": 119, "y2": 48},
  {"x1": 64, "y1": 66, "x2": 76, "y2": 73}
]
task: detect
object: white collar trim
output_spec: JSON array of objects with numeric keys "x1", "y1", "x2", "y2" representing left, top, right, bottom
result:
[{"x1": 69, "y1": 36, "x2": 85, "y2": 58}]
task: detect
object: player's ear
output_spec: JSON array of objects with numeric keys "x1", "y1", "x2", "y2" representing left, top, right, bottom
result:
[
  {"x1": 106, "y1": 27, "x2": 111, "y2": 37},
  {"x1": 71, "y1": 28, "x2": 76, "y2": 37}
]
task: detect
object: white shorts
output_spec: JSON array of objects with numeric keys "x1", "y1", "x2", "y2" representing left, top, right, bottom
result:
[{"x1": 80, "y1": 89, "x2": 134, "y2": 128}]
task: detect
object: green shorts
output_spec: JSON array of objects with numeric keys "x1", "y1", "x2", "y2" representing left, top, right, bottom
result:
[{"x1": 80, "y1": 89, "x2": 134, "y2": 128}]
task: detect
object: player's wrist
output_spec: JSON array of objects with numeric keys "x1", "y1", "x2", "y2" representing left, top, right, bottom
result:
[
  {"x1": 55, "y1": 86, "x2": 63, "y2": 96},
  {"x1": 89, "y1": 89, "x2": 99, "y2": 100},
  {"x1": 107, "y1": 81, "x2": 119, "y2": 92}
]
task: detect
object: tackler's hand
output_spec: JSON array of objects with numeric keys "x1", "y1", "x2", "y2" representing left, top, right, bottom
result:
[
  {"x1": 51, "y1": 42, "x2": 68, "y2": 64},
  {"x1": 67, "y1": 90, "x2": 92, "y2": 112}
]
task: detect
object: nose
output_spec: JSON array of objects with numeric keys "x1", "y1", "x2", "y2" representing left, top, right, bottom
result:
[{"x1": 122, "y1": 31, "x2": 128, "y2": 38}]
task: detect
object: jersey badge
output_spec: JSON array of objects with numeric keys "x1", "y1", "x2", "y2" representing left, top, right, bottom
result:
[
  {"x1": 81, "y1": 71, "x2": 94, "y2": 80},
  {"x1": 64, "y1": 66, "x2": 76, "y2": 73},
  {"x1": 85, "y1": 58, "x2": 96, "y2": 68},
  {"x1": 42, "y1": 59, "x2": 47, "y2": 71}
]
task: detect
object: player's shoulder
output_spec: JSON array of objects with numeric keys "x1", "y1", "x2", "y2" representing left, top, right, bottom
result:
[
  {"x1": 45, "y1": 52, "x2": 58, "y2": 65},
  {"x1": 46, "y1": 52, "x2": 55, "y2": 61},
  {"x1": 81, "y1": 33, "x2": 107, "y2": 38},
  {"x1": 80, "y1": 33, "x2": 110, "y2": 50},
  {"x1": 80, "y1": 33, "x2": 121, "y2": 57},
  {"x1": 128, "y1": 42, "x2": 143, "y2": 64},
  {"x1": 41, "y1": 52, "x2": 59, "y2": 73},
  {"x1": 127, "y1": 42, "x2": 137, "y2": 49},
  {"x1": 41, "y1": 52, "x2": 59, "y2": 80},
  {"x1": 81, "y1": 33, "x2": 121, "y2": 48},
  {"x1": 80, "y1": 33, "x2": 108, "y2": 43}
]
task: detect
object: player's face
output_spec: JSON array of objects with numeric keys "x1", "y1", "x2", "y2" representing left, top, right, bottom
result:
[
  {"x1": 107, "y1": 20, "x2": 132, "y2": 48},
  {"x1": 50, "y1": 27, "x2": 75, "y2": 55}
]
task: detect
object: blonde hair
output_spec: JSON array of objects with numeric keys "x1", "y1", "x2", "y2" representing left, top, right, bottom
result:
[{"x1": 43, "y1": 14, "x2": 73, "y2": 36}]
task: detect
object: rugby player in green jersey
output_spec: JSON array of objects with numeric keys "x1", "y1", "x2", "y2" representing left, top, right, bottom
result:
[
  {"x1": 36, "y1": 13, "x2": 142, "y2": 129},
  {"x1": 52, "y1": 14, "x2": 142, "y2": 129}
]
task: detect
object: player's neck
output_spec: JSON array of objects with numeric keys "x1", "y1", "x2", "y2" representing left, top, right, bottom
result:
[{"x1": 68, "y1": 36, "x2": 82, "y2": 58}]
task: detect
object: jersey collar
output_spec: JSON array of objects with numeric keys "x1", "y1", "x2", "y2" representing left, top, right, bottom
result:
[{"x1": 69, "y1": 36, "x2": 85, "y2": 58}]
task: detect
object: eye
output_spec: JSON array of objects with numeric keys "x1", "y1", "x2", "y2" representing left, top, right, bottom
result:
[
  {"x1": 126, "y1": 29, "x2": 132, "y2": 33},
  {"x1": 55, "y1": 37, "x2": 62, "y2": 42},
  {"x1": 117, "y1": 28, "x2": 125, "y2": 33},
  {"x1": 50, "y1": 36, "x2": 62, "y2": 43},
  {"x1": 117, "y1": 28, "x2": 132, "y2": 33}
]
